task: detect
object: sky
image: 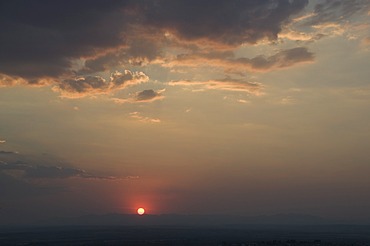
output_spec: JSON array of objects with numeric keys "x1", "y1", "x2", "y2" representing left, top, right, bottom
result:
[{"x1": 1, "y1": 0, "x2": 370, "y2": 225}]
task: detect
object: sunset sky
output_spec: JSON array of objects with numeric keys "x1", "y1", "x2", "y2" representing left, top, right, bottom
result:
[{"x1": 1, "y1": 0, "x2": 370, "y2": 225}]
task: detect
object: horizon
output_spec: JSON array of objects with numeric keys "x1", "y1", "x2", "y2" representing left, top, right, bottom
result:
[
  {"x1": 1, "y1": 0, "x2": 370, "y2": 226},
  {"x1": 3, "y1": 210, "x2": 370, "y2": 227}
]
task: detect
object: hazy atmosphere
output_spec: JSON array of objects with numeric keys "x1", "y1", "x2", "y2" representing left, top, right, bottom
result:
[{"x1": 1, "y1": 0, "x2": 370, "y2": 225}]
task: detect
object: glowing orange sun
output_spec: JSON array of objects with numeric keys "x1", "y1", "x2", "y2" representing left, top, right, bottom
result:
[{"x1": 137, "y1": 207, "x2": 145, "y2": 215}]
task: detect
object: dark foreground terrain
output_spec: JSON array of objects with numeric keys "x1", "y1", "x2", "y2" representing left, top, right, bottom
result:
[{"x1": 1, "y1": 225, "x2": 370, "y2": 246}]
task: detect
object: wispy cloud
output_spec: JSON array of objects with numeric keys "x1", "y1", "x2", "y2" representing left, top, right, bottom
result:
[
  {"x1": 0, "y1": 150, "x2": 18, "y2": 154},
  {"x1": 305, "y1": 0, "x2": 370, "y2": 26},
  {"x1": 129, "y1": 112, "x2": 161, "y2": 123},
  {"x1": 0, "y1": 160, "x2": 126, "y2": 180},
  {"x1": 165, "y1": 47, "x2": 314, "y2": 73},
  {"x1": 281, "y1": 0, "x2": 370, "y2": 43},
  {"x1": 168, "y1": 78, "x2": 264, "y2": 95}
]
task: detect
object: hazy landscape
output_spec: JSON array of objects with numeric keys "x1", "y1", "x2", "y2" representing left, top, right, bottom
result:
[
  {"x1": 1, "y1": 214, "x2": 370, "y2": 245},
  {"x1": 2, "y1": 224, "x2": 370, "y2": 245}
]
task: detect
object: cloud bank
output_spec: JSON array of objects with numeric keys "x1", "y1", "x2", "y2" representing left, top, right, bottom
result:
[
  {"x1": 0, "y1": 0, "x2": 313, "y2": 99},
  {"x1": 4, "y1": 0, "x2": 367, "y2": 102}
]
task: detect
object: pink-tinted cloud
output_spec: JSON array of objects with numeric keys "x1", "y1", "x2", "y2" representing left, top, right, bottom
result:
[
  {"x1": 0, "y1": 74, "x2": 23, "y2": 87},
  {"x1": 363, "y1": 37, "x2": 370, "y2": 45}
]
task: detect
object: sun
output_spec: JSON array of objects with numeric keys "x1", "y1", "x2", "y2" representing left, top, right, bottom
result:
[{"x1": 137, "y1": 207, "x2": 145, "y2": 215}]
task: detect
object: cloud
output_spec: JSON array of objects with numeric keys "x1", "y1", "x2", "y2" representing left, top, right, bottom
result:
[
  {"x1": 53, "y1": 70, "x2": 149, "y2": 98},
  {"x1": 137, "y1": 89, "x2": 162, "y2": 101},
  {"x1": 0, "y1": 0, "x2": 134, "y2": 80},
  {"x1": 83, "y1": 38, "x2": 164, "y2": 71},
  {"x1": 54, "y1": 76, "x2": 109, "y2": 98},
  {"x1": 0, "y1": 0, "x2": 315, "y2": 104},
  {"x1": 142, "y1": 0, "x2": 308, "y2": 46},
  {"x1": 166, "y1": 47, "x2": 314, "y2": 72},
  {"x1": 278, "y1": 29, "x2": 326, "y2": 42},
  {"x1": 0, "y1": 151, "x2": 130, "y2": 180},
  {"x1": 305, "y1": 0, "x2": 370, "y2": 26},
  {"x1": 279, "y1": 96, "x2": 296, "y2": 105},
  {"x1": 110, "y1": 70, "x2": 149, "y2": 90},
  {"x1": 0, "y1": 161, "x2": 81, "y2": 179},
  {"x1": 0, "y1": 0, "x2": 310, "y2": 83},
  {"x1": 0, "y1": 160, "x2": 124, "y2": 180},
  {"x1": 238, "y1": 99, "x2": 250, "y2": 104},
  {"x1": 23, "y1": 165, "x2": 85, "y2": 179},
  {"x1": 0, "y1": 150, "x2": 18, "y2": 154},
  {"x1": 278, "y1": 0, "x2": 370, "y2": 44},
  {"x1": 129, "y1": 112, "x2": 161, "y2": 123},
  {"x1": 168, "y1": 78, "x2": 264, "y2": 95},
  {"x1": 363, "y1": 37, "x2": 370, "y2": 45},
  {"x1": 245, "y1": 47, "x2": 314, "y2": 70},
  {"x1": 112, "y1": 89, "x2": 165, "y2": 104},
  {"x1": 0, "y1": 74, "x2": 25, "y2": 87}
]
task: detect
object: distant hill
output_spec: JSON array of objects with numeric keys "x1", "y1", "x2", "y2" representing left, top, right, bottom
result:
[{"x1": 38, "y1": 213, "x2": 334, "y2": 226}]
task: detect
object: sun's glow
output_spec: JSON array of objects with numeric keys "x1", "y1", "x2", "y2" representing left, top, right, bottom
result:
[{"x1": 137, "y1": 207, "x2": 145, "y2": 215}]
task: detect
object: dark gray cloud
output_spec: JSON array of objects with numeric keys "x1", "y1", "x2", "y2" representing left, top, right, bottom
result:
[
  {"x1": 136, "y1": 89, "x2": 161, "y2": 101},
  {"x1": 54, "y1": 76, "x2": 109, "y2": 98},
  {"x1": 59, "y1": 76, "x2": 108, "y2": 94},
  {"x1": 112, "y1": 88, "x2": 165, "y2": 104},
  {"x1": 24, "y1": 165, "x2": 85, "y2": 179},
  {"x1": 0, "y1": 0, "x2": 309, "y2": 83},
  {"x1": 304, "y1": 0, "x2": 370, "y2": 26},
  {"x1": 0, "y1": 0, "x2": 134, "y2": 80},
  {"x1": 82, "y1": 39, "x2": 162, "y2": 72},
  {"x1": 245, "y1": 47, "x2": 315, "y2": 70},
  {"x1": 143, "y1": 0, "x2": 309, "y2": 46}
]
